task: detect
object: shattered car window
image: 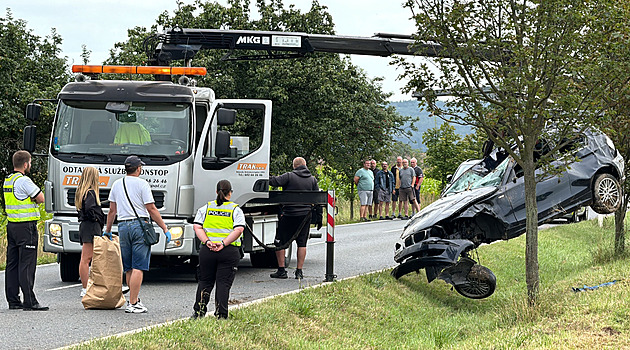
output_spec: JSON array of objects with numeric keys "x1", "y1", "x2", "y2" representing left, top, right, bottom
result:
[{"x1": 443, "y1": 157, "x2": 510, "y2": 196}]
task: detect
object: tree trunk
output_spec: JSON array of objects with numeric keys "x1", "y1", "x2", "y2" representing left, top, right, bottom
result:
[
  {"x1": 614, "y1": 190, "x2": 627, "y2": 255},
  {"x1": 522, "y1": 158, "x2": 540, "y2": 307}
]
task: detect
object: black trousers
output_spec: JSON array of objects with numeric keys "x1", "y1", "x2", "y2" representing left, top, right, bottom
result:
[
  {"x1": 193, "y1": 244, "x2": 240, "y2": 318},
  {"x1": 5, "y1": 221, "x2": 39, "y2": 308}
]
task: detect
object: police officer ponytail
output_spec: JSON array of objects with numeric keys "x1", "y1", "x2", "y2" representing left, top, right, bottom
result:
[{"x1": 216, "y1": 179, "x2": 232, "y2": 206}]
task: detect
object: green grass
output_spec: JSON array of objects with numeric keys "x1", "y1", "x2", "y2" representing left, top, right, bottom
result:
[{"x1": 72, "y1": 216, "x2": 630, "y2": 349}]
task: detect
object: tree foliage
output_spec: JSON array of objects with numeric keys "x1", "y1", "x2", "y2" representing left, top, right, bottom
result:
[
  {"x1": 422, "y1": 123, "x2": 482, "y2": 187},
  {"x1": 400, "y1": 0, "x2": 630, "y2": 304},
  {"x1": 104, "y1": 0, "x2": 416, "y2": 183},
  {"x1": 0, "y1": 10, "x2": 70, "y2": 184}
]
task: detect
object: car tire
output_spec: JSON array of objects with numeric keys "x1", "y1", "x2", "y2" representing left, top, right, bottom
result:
[
  {"x1": 453, "y1": 264, "x2": 496, "y2": 299},
  {"x1": 591, "y1": 174, "x2": 621, "y2": 214}
]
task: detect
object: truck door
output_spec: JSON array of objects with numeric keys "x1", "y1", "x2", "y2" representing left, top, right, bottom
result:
[{"x1": 192, "y1": 100, "x2": 272, "y2": 210}]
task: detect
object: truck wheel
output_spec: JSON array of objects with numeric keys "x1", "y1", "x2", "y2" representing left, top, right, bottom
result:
[
  {"x1": 59, "y1": 253, "x2": 81, "y2": 282},
  {"x1": 453, "y1": 264, "x2": 496, "y2": 299},
  {"x1": 591, "y1": 174, "x2": 621, "y2": 214}
]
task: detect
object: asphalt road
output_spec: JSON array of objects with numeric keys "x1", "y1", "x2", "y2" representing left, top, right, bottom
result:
[{"x1": 0, "y1": 219, "x2": 407, "y2": 350}]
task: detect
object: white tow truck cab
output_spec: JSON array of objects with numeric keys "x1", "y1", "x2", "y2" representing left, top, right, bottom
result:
[{"x1": 24, "y1": 65, "x2": 324, "y2": 281}]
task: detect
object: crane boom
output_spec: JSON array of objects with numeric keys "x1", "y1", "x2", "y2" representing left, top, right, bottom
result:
[{"x1": 148, "y1": 28, "x2": 445, "y2": 65}]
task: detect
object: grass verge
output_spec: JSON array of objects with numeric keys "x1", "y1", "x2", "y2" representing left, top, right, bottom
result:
[{"x1": 72, "y1": 216, "x2": 629, "y2": 349}]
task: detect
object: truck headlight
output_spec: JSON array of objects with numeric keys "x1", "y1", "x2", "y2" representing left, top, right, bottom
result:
[
  {"x1": 170, "y1": 226, "x2": 183, "y2": 240},
  {"x1": 50, "y1": 223, "x2": 62, "y2": 237},
  {"x1": 166, "y1": 226, "x2": 184, "y2": 248}
]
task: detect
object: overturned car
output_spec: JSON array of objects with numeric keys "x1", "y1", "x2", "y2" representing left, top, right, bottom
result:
[{"x1": 392, "y1": 129, "x2": 624, "y2": 299}]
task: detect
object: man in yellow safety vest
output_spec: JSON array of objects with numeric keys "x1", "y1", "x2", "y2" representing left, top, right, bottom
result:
[{"x1": 3, "y1": 150, "x2": 48, "y2": 311}]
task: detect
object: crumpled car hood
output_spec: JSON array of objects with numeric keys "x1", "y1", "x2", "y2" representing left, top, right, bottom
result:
[{"x1": 401, "y1": 187, "x2": 498, "y2": 240}]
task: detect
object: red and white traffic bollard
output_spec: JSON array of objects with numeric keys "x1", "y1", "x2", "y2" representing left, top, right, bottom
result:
[{"x1": 325, "y1": 189, "x2": 336, "y2": 282}]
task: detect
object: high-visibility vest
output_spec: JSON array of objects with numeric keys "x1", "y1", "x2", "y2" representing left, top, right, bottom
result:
[
  {"x1": 3, "y1": 173, "x2": 40, "y2": 222},
  {"x1": 202, "y1": 200, "x2": 240, "y2": 246}
]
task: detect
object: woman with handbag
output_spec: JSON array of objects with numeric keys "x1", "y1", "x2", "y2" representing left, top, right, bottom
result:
[
  {"x1": 191, "y1": 179, "x2": 245, "y2": 319},
  {"x1": 76, "y1": 166, "x2": 105, "y2": 297}
]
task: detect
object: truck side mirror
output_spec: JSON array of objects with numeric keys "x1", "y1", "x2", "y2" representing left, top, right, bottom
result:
[
  {"x1": 215, "y1": 130, "x2": 231, "y2": 158},
  {"x1": 217, "y1": 108, "x2": 236, "y2": 126},
  {"x1": 26, "y1": 103, "x2": 42, "y2": 122},
  {"x1": 446, "y1": 174, "x2": 452, "y2": 182},
  {"x1": 23, "y1": 125, "x2": 37, "y2": 152}
]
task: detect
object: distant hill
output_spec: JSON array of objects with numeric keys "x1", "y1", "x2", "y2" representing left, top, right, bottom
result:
[{"x1": 389, "y1": 100, "x2": 473, "y2": 151}]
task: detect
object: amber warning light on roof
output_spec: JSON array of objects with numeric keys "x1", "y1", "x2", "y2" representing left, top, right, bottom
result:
[{"x1": 71, "y1": 65, "x2": 207, "y2": 76}]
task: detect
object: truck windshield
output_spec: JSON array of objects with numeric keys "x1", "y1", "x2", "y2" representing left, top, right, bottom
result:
[
  {"x1": 52, "y1": 100, "x2": 192, "y2": 160},
  {"x1": 442, "y1": 157, "x2": 510, "y2": 196}
]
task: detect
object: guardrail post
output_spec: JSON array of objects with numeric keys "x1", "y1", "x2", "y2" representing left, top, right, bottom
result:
[{"x1": 324, "y1": 189, "x2": 336, "y2": 282}]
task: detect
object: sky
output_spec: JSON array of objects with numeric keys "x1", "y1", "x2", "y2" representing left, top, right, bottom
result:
[{"x1": 5, "y1": 0, "x2": 423, "y2": 101}]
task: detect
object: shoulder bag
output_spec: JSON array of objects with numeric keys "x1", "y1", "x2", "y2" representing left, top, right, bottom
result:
[{"x1": 122, "y1": 178, "x2": 159, "y2": 245}]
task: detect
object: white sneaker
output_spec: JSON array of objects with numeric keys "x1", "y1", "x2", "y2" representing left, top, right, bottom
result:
[
  {"x1": 80, "y1": 288, "x2": 87, "y2": 297},
  {"x1": 122, "y1": 285, "x2": 130, "y2": 294},
  {"x1": 125, "y1": 299, "x2": 147, "y2": 313}
]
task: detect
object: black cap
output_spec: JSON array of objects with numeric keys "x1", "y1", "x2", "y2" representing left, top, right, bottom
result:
[{"x1": 124, "y1": 155, "x2": 145, "y2": 167}]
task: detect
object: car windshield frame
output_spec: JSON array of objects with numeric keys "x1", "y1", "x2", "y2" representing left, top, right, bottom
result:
[{"x1": 51, "y1": 100, "x2": 192, "y2": 163}]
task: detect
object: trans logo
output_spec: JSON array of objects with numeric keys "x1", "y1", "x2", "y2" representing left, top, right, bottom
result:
[{"x1": 236, "y1": 36, "x2": 270, "y2": 45}]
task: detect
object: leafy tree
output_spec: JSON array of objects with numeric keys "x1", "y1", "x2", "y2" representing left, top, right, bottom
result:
[
  {"x1": 422, "y1": 123, "x2": 482, "y2": 187},
  {"x1": 0, "y1": 10, "x2": 70, "y2": 186},
  {"x1": 399, "y1": 0, "x2": 630, "y2": 304}
]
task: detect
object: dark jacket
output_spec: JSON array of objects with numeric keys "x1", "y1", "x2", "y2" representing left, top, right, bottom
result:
[
  {"x1": 78, "y1": 189, "x2": 105, "y2": 228},
  {"x1": 376, "y1": 170, "x2": 395, "y2": 192},
  {"x1": 270, "y1": 165, "x2": 319, "y2": 216}
]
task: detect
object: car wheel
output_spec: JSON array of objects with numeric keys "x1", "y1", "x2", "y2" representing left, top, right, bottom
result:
[
  {"x1": 453, "y1": 264, "x2": 496, "y2": 299},
  {"x1": 591, "y1": 174, "x2": 621, "y2": 214}
]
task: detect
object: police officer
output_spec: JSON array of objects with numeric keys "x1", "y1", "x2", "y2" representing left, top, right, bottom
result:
[
  {"x1": 3, "y1": 150, "x2": 48, "y2": 311},
  {"x1": 191, "y1": 179, "x2": 245, "y2": 319}
]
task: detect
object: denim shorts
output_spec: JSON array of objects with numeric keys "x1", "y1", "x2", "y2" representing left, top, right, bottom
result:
[{"x1": 118, "y1": 220, "x2": 151, "y2": 272}]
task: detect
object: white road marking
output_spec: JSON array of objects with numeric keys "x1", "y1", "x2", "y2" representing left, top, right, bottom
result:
[
  {"x1": 46, "y1": 283, "x2": 82, "y2": 292},
  {"x1": 383, "y1": 229, "x2": 401, "y2": 233}
]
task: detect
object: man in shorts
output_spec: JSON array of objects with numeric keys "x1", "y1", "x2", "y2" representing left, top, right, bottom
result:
[
  {"x1": 269, "y1": 157, "x2": 319, "y2": 280},
  {"x1": 354, "y1": 159, "x2": 374, "y2": 222},
  {"x1": 410, "y1": 157, "x2": 424, "y2": 215},
  {"x1": 370, "y1": 159, "x2": 380, "y2": 219},
  {"x1": 390, "y1": 156, "x2": 403, "y2": 218},
  {"x1": 105, "y1": 155, "x2": 170, "y2": 313},
  {"x1": 398, "y1": 159, "x2": 417, "y2": 220},
  {"x1": 375, "y1": 161, "x2": 394, "y2": 220}
]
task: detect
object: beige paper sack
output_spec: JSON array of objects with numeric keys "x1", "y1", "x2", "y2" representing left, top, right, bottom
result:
[{"x1": 82, "y1": 236, "x2": 126, "y2": 309}]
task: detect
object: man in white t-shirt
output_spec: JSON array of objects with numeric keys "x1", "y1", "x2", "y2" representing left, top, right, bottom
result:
[{"x1": 105, "y1": 155, "x2": 170, "y2": 313}]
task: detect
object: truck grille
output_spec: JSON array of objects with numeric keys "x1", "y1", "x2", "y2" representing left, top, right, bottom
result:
[{"x1": 67, "y1": 188, "x2": 165, "y2": 209}]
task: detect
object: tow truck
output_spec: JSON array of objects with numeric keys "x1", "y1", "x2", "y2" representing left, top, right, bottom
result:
[{"x1": 24, "y1": 28, "x2": 436, "y2": 281}]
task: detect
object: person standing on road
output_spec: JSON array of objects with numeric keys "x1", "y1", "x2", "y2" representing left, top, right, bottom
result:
[
  {"x1": 354, "y1": 159, "x2": 374, "y2": 222},
  {"x1": 390, "y1": 156, "x2": 403, "y2": 218},
  {"x1": 104, "y1": 155, "x2": 170, "y2": 314},
  {"x1": 75, "y1": 166, "x2": 105, "y2": 298},
  {"x1": 191, "y1": 179, "x2": 245, "y2": 319},
  {"x1": 410, "y1": 157, "x2": 424, "y2": 215},
  {"x1": 269, "y1": 157, "x2": 319, "y2": 280},
  {"x1": 370, "y1": 159, "x2": 380, "y2": 219},
  {"x1": 375, "y1": 161, "x2": 394, "y2": 220},
  {"x1": 398, "y1": 159, "x2": 417, "y2": 220},
  {"x1": 3, "y1": 150, "x2": 48, "y2": 311}
]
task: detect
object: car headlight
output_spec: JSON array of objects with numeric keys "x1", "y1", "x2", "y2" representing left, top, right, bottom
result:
[
  {"x1": 50, "y1": 223, "x2": 62, "y2": 237},
  {"x1": 169, "y1": 226, "x2": 183, "y2": 240}
]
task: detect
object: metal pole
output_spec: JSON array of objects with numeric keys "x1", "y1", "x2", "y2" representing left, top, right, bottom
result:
[{"x1": 324, "y1": 189, "x2": 336, "y2": 282}]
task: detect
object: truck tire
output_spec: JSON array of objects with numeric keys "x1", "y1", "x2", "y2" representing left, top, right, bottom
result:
[{"x1": 59, "y1": 253, "x2": 81, "y2": 282}]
